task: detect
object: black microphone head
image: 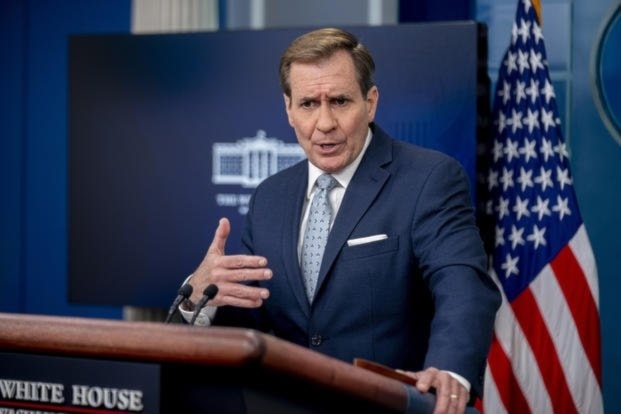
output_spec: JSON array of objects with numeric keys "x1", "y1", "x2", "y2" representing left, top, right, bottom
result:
[
  {"x1": 179, "y1": 283, "x2": 193, "y2": 298},
  {"x1": 203, "y1": 284, "x2": 218, "y2": 299},
  {"x1": 165, "y1": 283, "x2": 194, "y2": 324}
]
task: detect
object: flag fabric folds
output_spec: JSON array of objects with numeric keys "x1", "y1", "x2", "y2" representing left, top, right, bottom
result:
[{"x1": 481, "y1": 0, "x2": 603, "y2": 412}]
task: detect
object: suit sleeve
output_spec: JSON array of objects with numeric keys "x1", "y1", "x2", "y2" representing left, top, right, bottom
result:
[{"x1": 411, "y1": 157, "x2": 501, "y2": 397}]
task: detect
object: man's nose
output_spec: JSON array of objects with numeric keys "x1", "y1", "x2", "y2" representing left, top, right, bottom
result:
[{"x1": 316, "y1": 104, "x2": 337, "y2": 132}]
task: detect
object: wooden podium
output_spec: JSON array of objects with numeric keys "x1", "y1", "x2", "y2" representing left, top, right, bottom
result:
[{"x1": 0, "y1": 312, "x2": 407, "y2": 413}]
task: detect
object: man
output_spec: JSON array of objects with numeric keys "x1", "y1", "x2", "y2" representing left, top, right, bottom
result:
[{"x1": 182, "y1": 27, "x2": 500, "y2": 413}]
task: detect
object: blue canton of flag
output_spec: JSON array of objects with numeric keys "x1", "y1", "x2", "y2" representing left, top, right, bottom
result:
[{"x1": 484, "y1": 0, "x2": 579, "y2": 301}]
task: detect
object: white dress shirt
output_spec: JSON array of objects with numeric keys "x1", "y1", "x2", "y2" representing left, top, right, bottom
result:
[{"x1": 297, "y1": 129, "x2": 373, "y2": 259}]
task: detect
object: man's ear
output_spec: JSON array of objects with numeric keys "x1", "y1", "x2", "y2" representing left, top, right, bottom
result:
[
  {"x1": 283, "y1": 94, "x2": 294, "y2": 127},
  {"x1": 366, "y1": 86, "x2": 379, "y2": 123}
]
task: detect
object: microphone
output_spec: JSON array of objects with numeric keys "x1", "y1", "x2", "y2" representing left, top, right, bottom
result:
[
  {"x1": 190, "y1": 284, "x2": 219, "y2": 326},
  {"x1": 164, "y1": 283, "x2": 193, "y2": 324}
]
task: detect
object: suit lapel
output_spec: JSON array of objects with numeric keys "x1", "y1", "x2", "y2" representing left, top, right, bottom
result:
[
  {"x1": 280, "y1": 164, "x2": 312, "y2": 315},
  {"x1": 314, "y1": 127, "x2": 393, "y2": 298}
]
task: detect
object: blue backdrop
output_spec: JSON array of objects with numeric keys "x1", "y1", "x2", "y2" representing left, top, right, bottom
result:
[{"x1": 67, "y1": 23, "x2": 483, "y2": 307}]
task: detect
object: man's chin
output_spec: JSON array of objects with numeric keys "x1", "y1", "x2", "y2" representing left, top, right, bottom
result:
[{"x1": 311, "y1": 159, "x2": 346, "y2": 173}]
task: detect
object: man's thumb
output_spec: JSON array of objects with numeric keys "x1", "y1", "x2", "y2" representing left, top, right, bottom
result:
[{"x1": 208, "y1": 217, "x2": 230, "y2": 255}]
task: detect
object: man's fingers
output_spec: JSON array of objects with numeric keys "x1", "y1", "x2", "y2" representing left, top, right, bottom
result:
[
  {"x1": 210, "y1": 283, "x2": 270, "y2": 308},
  {"x1": 214, "y1": 255, "x2": 269, "y2": 271},
  {"x1": 207, "y1": 217, "x2": 231, "y2": 256},
  {"x1": 192, "y1": 217, "x2": 272, "y2": 306},
  {"x1": 210, "y1": 265, "x2": 272, "y2": 283},
  {"x1": 230, "y1": 267, "x2": 272, "y2": 283},
  {"x1": 414, "y1": 367, "x2": 438, "y2": 393},
  {"x1": 408, "y1": 368, "x2": 470, "y2": 414}
]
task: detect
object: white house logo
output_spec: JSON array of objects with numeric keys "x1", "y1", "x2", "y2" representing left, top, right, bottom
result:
[
  {"x1": 212, "y1": 130, "x2": 305, "y2": 214},
  {"x1": 213, "y1": 130, "x2": 305, "y2": 188}
]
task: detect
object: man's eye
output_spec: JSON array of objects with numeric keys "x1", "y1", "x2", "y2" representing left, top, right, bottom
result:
[
  {"x1": 333, "y1": 97, "x2": 348, "y2": 106},
  {"x1": 300, "y1": 100, "x2": 315, "y2": 109}
]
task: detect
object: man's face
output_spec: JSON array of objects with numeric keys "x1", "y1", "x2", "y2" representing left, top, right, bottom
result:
[{"x1": 284, "y1": 50, "x2": 378, "y2": 173}]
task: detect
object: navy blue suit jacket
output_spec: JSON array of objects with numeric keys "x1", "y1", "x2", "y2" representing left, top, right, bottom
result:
[{"x1": 215, "y1": 125, "x2": 500, "y2": 397}]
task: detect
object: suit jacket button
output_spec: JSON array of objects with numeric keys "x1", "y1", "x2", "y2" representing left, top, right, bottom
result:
[{"x1": 311, "y1": 335, "x2": 322, "y2": 347}]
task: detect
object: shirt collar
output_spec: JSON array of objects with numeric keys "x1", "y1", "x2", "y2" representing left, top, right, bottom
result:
[{"x1": 306, "y1": 128, "x2": 373, "y2": 199}]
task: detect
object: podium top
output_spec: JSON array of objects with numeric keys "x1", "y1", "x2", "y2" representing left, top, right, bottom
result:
[{"x1": 0, "y1": 312, "x2": 407, "y2": 412}]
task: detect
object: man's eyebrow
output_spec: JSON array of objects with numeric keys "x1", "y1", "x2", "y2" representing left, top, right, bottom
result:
[
  {"x1": 293, "y1": 94, "x2": 318, "y2": 103},
  {"x1": 300, "y1": 92, "x2": 352, "y2": 100},
  {"x1": 329, "y1": 93, "x2": 352, "y2": 100}
]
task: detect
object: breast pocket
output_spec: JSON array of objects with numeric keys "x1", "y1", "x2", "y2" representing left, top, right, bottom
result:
[{"x1": 341, "y1": 236, "x2": 400, "y2": 261}]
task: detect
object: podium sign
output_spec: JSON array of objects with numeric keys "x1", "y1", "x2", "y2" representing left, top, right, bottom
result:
[{"x1": 0, "y1": 352, "x2": 159, "y2": 413}]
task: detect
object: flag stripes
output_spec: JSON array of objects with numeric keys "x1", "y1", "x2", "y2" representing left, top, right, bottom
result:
[
  {"x1": 551, "y1": 242, "x2": 602, "y2": 385},
  {"x1": 485, "y1": 228, "x2": 603, "y2": 413},
  {"x1": 486, "y1": 336, "x2": 530, "y2": 413},
  {"x1": 512, "y1": 286, "x2": 577, "y2": 414}
]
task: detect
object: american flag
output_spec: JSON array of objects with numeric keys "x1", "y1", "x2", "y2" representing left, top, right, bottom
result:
[{"x1": 480, "y1": 0, "x2": 603, "y2": 412}]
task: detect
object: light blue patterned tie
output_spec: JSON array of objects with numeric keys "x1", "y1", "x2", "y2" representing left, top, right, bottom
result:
[{"x1": 302, "y1": 174, "x2": 338, "y2": 302}]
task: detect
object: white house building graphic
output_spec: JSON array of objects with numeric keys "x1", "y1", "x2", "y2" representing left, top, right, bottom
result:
[{"x1": 212, "y1": 130, "x2": 306, "y2": 188}]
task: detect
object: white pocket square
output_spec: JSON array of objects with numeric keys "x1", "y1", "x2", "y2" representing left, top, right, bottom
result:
[{"x1": 347, "y1": 234, "x2": 388, "y2": 246}]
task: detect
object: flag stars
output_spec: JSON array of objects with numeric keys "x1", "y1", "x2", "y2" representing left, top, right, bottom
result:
[
  {"x1": 519, "y1": 138, "x2": 538, "y2": 162},
  {"x1": 511, "y1": 22, "x2": 519, "y2": 45},
  {"x1": 517, "y1": 49, "x2": 530, "y2": 73},
  {"x1": 534, "y1": 166, "x2": 553, "y2": 191},
  {"x1": 504, "y1": 50, "x2": 518, "y2": 74},
  {"x1": 525, "y1": 78, "x2": 540, "y2": 104},
  {"x1": 554, "y1": 141, "x2": 569, "y2": 161},
  {"x1": 541, "y1": 79, "x2": 555, "y2": 104},
  {"x1": 515, "y1": 80, "x2": 527, "y2": 104},
  {"x1": 556, "y1": 167, "x2": 573, "y2": 190},
  {"x1": 497, "y1": 197, "x2": 511, "y2": 219},
  {"x1": 504, "y1": 139, "x2": 521, "y2": 161},
  {"x1": 518, "y1": 167, "x2": 534, "y2": 191},
  {"x1": 523, "y1": 109, "x2": 540, "y2": 134},
  {"x1": 499, "y1": 81, "x2": 512, "y2": 106},
  {"x1": 552, "y1": 195, "x2": 572, "y2": 220},
  {"x1": 486, "y1": 0, "x2": 586, "y2": 296},
  {"x1": 500, "y1": 167, "x2": 515, "y2": 191},
  {"x1": 517, "y1": 18, "x2": 531, "y2": 44},
  {"x1": 527, "y1": 224, "x2": 547, "y2": 249},
  {"x1": 531, "y1": 195, "x2": 552, "y2": 221},
  {"x1": 495, "y1": 225, "x2": 505, "y2": 247},
  {"x1": 509, "y1": 225, "x2": 526, "y2": 249},
  {"x1": 488, "y1": 169, "x2": 499, "y2": 190},
  {"x1": 497, "y1": 111, "x2": 508, "y2": 134},
  {"x1": 540, "y1": 138, "x2": 555, "y2": 162},
  {"x1": 501, "y1": 253, "x2": 520, "y2": 279},
  {"x1": 541, "y1": 108, "x2": 556, "y2": 132},
  {"x1": 493, "y1": 140, "x2": 504, "y2": 162},
  {"x1": 529, "y1": 49, "x2": 544, "y2": 73},
  {"x1": 509, "y1": 110, "x2": 524, "y2": 134},
  {"x1": 532, "y1": 21, "x2": 544, "y2": 44},
  {"x1": 513, "y1": 196, "x2": 531, "y2": 220}
]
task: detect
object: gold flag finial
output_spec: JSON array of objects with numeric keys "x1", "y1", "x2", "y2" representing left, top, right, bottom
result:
[{"x1": 532, "y1": 0, "x2": 542, "y2": 25}]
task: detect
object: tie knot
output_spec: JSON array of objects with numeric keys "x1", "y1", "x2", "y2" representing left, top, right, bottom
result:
[{"x1": 316, "y1": 174, "x2": 338, "y2": 191}]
